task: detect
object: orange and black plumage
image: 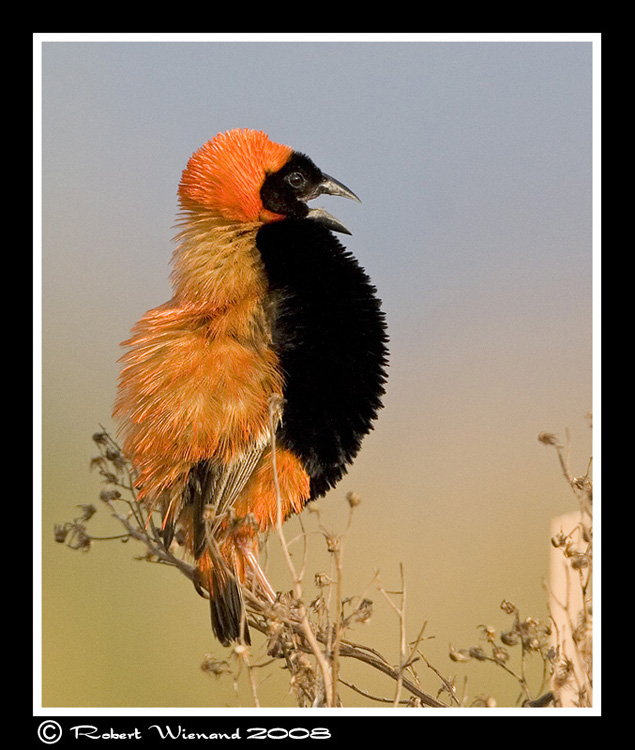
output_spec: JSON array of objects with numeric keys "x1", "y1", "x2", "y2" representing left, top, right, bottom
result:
[{"x1": 114, "y1": 129, "x2": 388, "y2": 645}]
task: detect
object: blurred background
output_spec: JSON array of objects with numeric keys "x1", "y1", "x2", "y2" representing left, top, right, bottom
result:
[{"x1": 38, "y1": 37, "x2": 594, "y2": 711}]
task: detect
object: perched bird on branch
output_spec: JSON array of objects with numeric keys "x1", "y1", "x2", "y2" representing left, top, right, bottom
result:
[{"x1": 114, "y1": 129, "x2": 388, "y2": 645}]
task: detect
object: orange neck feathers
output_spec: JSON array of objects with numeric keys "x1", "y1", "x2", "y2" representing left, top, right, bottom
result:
[{"x1": 178, "y1": 129, "x2": 293, "y2": 224}]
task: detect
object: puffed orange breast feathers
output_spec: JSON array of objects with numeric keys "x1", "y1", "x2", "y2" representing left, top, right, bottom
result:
[{"x1": 114, "y1": 301, "x2": 284, "y2": 498}]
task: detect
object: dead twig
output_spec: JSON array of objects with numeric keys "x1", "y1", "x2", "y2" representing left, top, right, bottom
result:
[{"x1": 57, "y1": 426, "x2": 452, "y2": 708}]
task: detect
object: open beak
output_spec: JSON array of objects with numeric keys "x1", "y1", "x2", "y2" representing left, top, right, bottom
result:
[{"x1": 306, "y1": 173, "x2": 361, "y2": 235}]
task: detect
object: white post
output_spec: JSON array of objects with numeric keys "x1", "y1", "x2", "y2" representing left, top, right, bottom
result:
[{"x1": 549, "y1": 510, "x2": 592, "y2": 707}]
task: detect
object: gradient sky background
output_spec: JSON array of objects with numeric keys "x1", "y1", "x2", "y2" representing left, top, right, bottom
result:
[{"x1": 38, "y1": 36, "x2": 595, "y2": 712}]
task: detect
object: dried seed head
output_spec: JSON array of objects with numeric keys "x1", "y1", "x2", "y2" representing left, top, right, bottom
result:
[
  {"x1": 325, "y1": 534, "x2": 340, "y2": 553},
  {"x1": 553, "y1": 657, "x2": 574, "y2": 689},
  {"x1": 479, "y1": 625, "x2": 496, "y2": 643},
  {"x1": 309, "y1": 596, "x2": 326, "y2": 615},
  {"x1": 492, "y1": 646, "x2": 509, "y2": 664},
  {"x1": 538, "y1": 432, "x2": 559, "y2": 446},
  {"x1": 200, "y1": 654, "x2": 231, "y2": 678},
  {"x1": 571, "y1": 553, "x2": 589, "y2": 570},
  {"x1": 519, "y1": 617, "x2": 547, "y2": 651},
  {"x1": 89, "y1": 456, "x2": 107, "y2": 472},
  {"x1": 472, "y1": 695, "x2": 497, "y2": 707},
  {"x1": 551, "y1": 531, "x2": 567, "y2": 548},
  {"x1": 449, "y1": 645, "x2": 471, "y2": 662},
  {"x1": 267, "y1": 620, "x2": 283, "y2": 638},
  {"x1": 353, "y1": 598, "x2": 373, "y2": 623},
  {"x1": 314, "y1": 572, "x2": 333, "y2": 588},
  {"x1": 54, "y1": 524, "x2": 69, "y2": 543},
  {"x1": 346, "y1": 491, "x2": 362, "y2": 507},
  {"x1": 500, "y1": 599, "x2": 517, "y2": 615},
  {"x1": 77, "y1": 504, "x2": 97, "y2": 521},
  {"x1": 545, "y1": 646, "x2": 558, "y2": 663},
  {"x1": 70, "y1": 528, "x2": 92, "y2": 552},
  {"x1": 469, "y1": 647, "x2": 487, "y2": 661},
  {"x1": 105, "y1": 447, "x2": 121, "y2": 462},
  {"x1": 523, "y1": 636, "x2": 541, "y2": 651},
  {"x1": 500, "y1": 630, "x2": 519, "y2": 647},
  {"x1": 573, "y1": 475, "x2": 592, "y2": 492},
  {"x1": 99, "y1": 489, "x2": 121, "y2": 502}
]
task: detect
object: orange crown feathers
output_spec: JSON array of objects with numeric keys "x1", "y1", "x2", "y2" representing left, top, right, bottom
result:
[{"x1": 178, "y1": 129, "x2": 293, "y2": 223}]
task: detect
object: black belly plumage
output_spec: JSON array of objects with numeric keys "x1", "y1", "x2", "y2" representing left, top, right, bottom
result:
[{"x1": 256, "y1": 219, "x2": 389, "y2": 500}]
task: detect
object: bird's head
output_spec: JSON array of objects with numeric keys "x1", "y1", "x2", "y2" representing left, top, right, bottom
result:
[{"x1": 178, "y1": 129, "x2": 360, "y2": 234}]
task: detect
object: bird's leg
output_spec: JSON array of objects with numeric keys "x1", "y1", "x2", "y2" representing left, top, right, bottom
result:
[{"x1": 237, "y1": 541, "x2": 277, "y2": 603}]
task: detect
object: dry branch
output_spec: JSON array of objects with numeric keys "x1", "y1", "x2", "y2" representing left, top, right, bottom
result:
[{"x1": 56, "y1": 427, "x2": 449, "y2": 708}]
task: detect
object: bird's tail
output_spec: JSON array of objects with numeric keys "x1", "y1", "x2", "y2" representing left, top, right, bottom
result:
[{"x1": 198, "y1": 551, "x2": 251, "y2": 646}]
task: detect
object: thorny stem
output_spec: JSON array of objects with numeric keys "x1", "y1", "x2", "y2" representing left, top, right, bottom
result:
[
  {"x1": 243, "y1": 614, "x2": 446, "y2": 708},
  {"x1": 449, "y1": 428, "x2": 593, "y2": 707},
  {"x1": 317, "y1": 495, "x2": 356, "y2": 708},
  {"x1": 105, "y1": 497, "x2": 197, "y2": 580},
  {"x1": 336, "y1": 638, "x2": 444, "y2": 707},
  {"x1": 377, "y1": 565, "x2": 407, "y2": 707},
  {"x1": 376, "y1": 566, "x2": 438, "y2": 708},
  {"x1": 241, "y1": 651, "x2": 261, "y2": 709},
  {"x1": 331, "y1": 541, "x2": 344, "y2": 707},
  {"x1": 542, "y1": 429, "x2": 593, "y2": 706},
  {"x1": 269, "y1": 397, "x2": 335, "y2": 707},
  {"x1": 64, "y1": 427, "x2": 450, "y2": 709},
  {"x1": 516, "y1": 611, "x2": 534, "y2": 702},
  {"x1": 417, "y1": 649, "x2": 462, "y2": 707}
]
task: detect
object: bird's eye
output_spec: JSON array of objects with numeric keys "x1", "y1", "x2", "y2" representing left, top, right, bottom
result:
[{"x1": 286, "y1": 171, "x2": 306, "y2": 189}]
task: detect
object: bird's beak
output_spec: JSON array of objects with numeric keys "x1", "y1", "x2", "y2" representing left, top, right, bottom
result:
[
  {"x1": 319, "y1": 174, "x2": 361, "y2": 203},
  {"x1": 306, "y1": 173, "x2": 361, "y2": 235}
]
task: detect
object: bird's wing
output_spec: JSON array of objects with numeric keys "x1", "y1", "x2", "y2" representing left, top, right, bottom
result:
[{"x1": 185, "y1": 442, "x2": 269, "y2": 559}]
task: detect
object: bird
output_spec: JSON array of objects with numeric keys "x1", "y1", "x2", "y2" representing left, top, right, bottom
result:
[{"x1": 114, "y1": 128, "x2": 388, "y2": 646}]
